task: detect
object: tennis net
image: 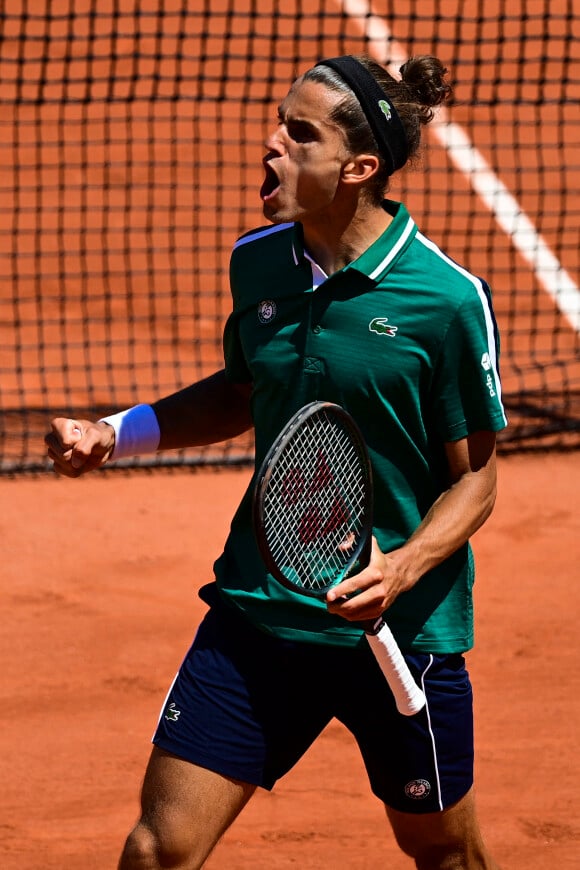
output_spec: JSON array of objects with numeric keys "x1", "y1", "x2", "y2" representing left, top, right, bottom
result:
[{"x1": 1, "y1": 0, "x2": 578, "y2": 472}]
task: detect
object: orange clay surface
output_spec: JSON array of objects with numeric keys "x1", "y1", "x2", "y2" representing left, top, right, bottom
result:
[{"x1": 1, "y1": 452, "x2": 579, "y2": 869}]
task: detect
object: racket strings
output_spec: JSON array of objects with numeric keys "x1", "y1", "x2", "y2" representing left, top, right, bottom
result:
[{"x1": 263, "y1": 413, "x2": 368, "y2": 592}]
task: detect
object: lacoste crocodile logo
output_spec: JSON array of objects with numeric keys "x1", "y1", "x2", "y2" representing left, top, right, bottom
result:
[
  {"x1": 378, "y1": 99, "x2": 392, "y2": 121},
  {"x1": 164, "y1": 702, "x2": 181, "y2": 722},
  {"x1": 369, "y1": 317, "x2": 398, "y2": 337}
]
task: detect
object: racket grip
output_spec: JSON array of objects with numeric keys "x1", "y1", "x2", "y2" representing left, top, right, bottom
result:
[{"x1": 364, "y1": 619, "x2": 426, "y2": 716}]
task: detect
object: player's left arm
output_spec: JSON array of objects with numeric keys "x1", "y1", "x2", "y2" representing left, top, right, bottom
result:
[
  {"x1": 397, "y1": 428, "x2": 497, "y2": 577},
  {"x1": 327, "y1": 429, "x2": 497, "y2": 621}
]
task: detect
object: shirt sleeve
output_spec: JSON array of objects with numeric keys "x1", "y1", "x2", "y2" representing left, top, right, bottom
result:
[
  {"x1": 430, "y1": 280, "x2": 508, "y2": 441},
  {"x1": 223, "y1": 309, "x2": 252, "y2": 383}
]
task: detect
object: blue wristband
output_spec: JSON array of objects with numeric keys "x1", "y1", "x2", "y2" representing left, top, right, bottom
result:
[{"x1": 99, "y1": 404, "x2": 161, "y2": 460}]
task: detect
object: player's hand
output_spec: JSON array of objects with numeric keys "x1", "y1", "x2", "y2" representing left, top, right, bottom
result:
[
  {"x1": 45, "y1": 417, "x2": 116, "y2": 477},
  {"x1": 325, "y1": 537, "x2": 413, "y2": 622}
]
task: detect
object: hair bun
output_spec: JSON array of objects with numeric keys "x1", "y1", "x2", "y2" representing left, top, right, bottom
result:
[{"x1": 399, "y1": 56, "x2": 452, "y2": 118}]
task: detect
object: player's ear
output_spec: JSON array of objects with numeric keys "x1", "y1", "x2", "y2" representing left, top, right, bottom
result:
[{"x1": 341, "y1": 154, "x2": 380, "y2": 185}]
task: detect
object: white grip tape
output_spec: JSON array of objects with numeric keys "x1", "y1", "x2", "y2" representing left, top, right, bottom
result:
[
  {"x1": 99, "y1": 404, "x2": 161, "y2": 460},
  {"x1": 365, "y1": 622, "x2": 427, "y2": 716}
]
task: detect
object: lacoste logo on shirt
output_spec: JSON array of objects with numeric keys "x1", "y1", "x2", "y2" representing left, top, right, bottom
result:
[{"x1": 369, "y1": 316, "x2": 398, "y2": 337}]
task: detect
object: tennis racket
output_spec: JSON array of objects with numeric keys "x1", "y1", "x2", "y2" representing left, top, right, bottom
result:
[{"x1": 253, "y1": 401, "x2": 426, "y2": 716}]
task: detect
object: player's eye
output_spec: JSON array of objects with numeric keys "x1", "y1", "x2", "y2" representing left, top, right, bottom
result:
[{"x1": 286, "y1": 121, "x2": 315, "y2": 143}]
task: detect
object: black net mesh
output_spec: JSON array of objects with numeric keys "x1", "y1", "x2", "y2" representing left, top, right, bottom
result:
[{"x1": 1, "y1": 1, "x2": 578, "y2": 472}]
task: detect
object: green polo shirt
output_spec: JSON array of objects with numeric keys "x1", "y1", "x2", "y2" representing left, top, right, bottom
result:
[{"x1": 212, "y1": 200, "x2": 507, "y2": 653}]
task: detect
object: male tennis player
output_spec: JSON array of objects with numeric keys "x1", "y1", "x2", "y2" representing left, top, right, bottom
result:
[{"x1": 46, "y1": 54, "x2": 505, "y2": 869}]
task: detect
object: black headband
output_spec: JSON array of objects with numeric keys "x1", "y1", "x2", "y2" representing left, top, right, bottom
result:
[{"x1": 315, "y1": 56, "x2": 408, "y2": 176}]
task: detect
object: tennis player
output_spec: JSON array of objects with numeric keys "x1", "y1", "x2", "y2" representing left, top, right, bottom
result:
[{"x1": 46, "y1": 55, "x2": 505, "y2": 869}]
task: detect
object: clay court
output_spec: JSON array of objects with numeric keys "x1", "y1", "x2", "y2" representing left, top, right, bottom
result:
[
  {"x1": 1, "y1": 1, "x2": 579, "y2": 868},
  {"x1": 1, "y1": 453, "x2": 579, "y2": 869}
]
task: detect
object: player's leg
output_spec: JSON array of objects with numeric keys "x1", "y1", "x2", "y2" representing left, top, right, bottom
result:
[
  {"x1": 119, "y1": 583, "x2": 334, "y2": 869},
  {"x1": 386, "y1": 786, "x2": 501, "y2": 869},
  {"x1": 118, "y1": 747, "x2": 256, "y2": 870},
  {"x1": 339, "y1": 649, "x2": 499, "y2": 868}
]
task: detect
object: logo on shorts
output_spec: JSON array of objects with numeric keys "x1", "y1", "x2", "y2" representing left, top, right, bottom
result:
[
  {"x1": 258, "y1": 299, "x2": 277, "y2": 324},
  {"x1": 404, "y1": 779, "x2": 432, "y2": 800},
  {"x1": 164, "y1": 702, "x2": 181, "y2": 722}
]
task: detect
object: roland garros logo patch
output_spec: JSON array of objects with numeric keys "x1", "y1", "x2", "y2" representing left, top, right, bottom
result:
[
  {"x1": 258, "y1": 299, "x2": 277, "y2": 324},
  {"x1": 404, "y1": 779, "x2": 432, "y2": 800}
]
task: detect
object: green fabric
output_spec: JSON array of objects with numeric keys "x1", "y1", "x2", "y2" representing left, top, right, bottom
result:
[{"x1": 213, "y1": 201, "x2": 507, "y2": 652}]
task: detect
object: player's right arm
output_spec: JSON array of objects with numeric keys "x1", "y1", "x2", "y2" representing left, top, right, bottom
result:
[{"x1": 45, "y1": 368, "x2": 253, "y2": 478}]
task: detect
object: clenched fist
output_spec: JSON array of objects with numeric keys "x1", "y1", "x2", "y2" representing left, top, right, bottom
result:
[{"x1": 45, "y1": 417, "x2": 116, "y2": 477}]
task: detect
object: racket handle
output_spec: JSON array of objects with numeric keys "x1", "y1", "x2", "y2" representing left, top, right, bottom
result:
[{"x1": 363, "y1": 618, "x2": 427, "y2": 716}]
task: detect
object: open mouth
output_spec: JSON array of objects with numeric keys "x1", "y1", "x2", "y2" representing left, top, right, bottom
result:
[{"x1": 260, "y1": 161, "x2": 281, "y2": 202}]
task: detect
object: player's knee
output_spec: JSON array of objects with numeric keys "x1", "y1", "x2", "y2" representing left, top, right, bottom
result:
[
  {"x1": 118, "y1": 822, "x2": 157, "y2": 869},
  {"x1": 119, "y1": 819, "x2": 195, "y2": 870},
  {"x1": 390, "y1": 824, "x2": 464, "y2": 869},
  {"x1": 414, "y1": 845, "x2": 467, "y2": 870},
  {"x1": 396, "y1": 838, "x2": 490, "y2": 870}
]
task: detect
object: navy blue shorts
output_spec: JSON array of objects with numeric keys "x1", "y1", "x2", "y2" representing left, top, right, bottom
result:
[{"x1": 153, "y1": 585, "x2": 474, "y2": 814}]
